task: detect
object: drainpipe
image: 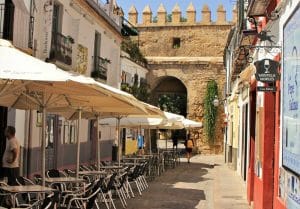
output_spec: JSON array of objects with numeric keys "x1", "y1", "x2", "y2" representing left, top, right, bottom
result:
[{"x1": 27, "y1": 111, "x2": 32, "y2": 177}]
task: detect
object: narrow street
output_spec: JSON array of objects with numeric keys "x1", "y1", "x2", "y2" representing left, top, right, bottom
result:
[{"x1": 117, "y1": 155, "x2": 250, "y2": 209}]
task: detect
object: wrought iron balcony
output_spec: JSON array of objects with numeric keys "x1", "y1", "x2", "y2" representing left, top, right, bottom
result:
[
  {"x1": 50, "y1": 32, "x2": 73, "y2": 66},
  {"x1": 91, "y1": 56, "x2": 110, "y2": 81}
]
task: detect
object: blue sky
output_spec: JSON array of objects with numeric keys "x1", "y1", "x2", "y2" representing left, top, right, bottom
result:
[{"x1": 117, "y1": 0, "x2": 236, "y2": 22}]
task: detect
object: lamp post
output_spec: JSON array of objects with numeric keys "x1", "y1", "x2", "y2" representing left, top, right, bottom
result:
[{"x1": 213, "y1": 95, "x2": 220, "y2": 107}]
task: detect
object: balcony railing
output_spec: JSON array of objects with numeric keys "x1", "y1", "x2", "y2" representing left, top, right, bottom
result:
[
  {"x1": 91, "y1": 56, "x2": 109, "y2": 81},
  {"x1": 50, "y1": 32, "x2": 73, "y2": 66},
  {"x1": 86, "y1": 0, "x2": 122, "y2": 30}
]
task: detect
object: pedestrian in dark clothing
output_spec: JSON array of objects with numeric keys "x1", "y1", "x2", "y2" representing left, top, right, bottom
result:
[{"x1": 2, "y1": 126, "x2": 20, "y2": 185}]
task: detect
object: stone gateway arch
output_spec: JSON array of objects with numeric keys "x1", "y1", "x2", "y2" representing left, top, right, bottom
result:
[{"x1": 128, "y1": 3, "x2": 235, "y2": 153}]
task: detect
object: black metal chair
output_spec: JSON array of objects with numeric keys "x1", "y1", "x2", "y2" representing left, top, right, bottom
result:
[
  {"x1": 33, "y1": 174, "x2": 42, "y2": 185},
  {"x1": 16, "y1": 176, "x2": 38, "y2": 205},
  {"x1": 99, "y1": 173, "x2": 117, "y2": 209},
  {"x1": 46, "y1": 169, "x2": 66, "y2": 192},
  {"x1": 60, "y1": 179, "x2": 102, "y2": 209}
]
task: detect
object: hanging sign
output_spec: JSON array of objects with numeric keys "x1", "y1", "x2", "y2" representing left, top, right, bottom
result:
[{"x1": 255, "y1": 59, "x2": 280, "y2": 83}]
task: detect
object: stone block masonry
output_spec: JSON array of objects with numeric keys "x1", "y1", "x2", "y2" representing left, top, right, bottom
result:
[{"x1": 128, "y1": 3, "x2": 234, "y2": 154}]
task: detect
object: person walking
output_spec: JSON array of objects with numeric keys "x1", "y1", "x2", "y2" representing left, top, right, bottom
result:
[
  {"x1": 185, "y1": 133, "x2": 194, "y2": 163},
  {"x1": 2, "y1": 126, "x2": 20, "y2": 185},
  {"x1": 172, "y1": 131, "x2": 178, "y2": 151},
  {"x1": 137, "y1": 132, "x2": 144, "y2": 155}
]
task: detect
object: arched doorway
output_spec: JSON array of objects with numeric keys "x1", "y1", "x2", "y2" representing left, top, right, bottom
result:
[
  {"x1": 150, "y1": 76, "x2": 188, "y2": 151},
  {"x1": 151, "y1": 76, "x2": 187, "y2": 116}
]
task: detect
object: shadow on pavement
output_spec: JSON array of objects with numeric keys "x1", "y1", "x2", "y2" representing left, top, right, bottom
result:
[
  {"x1": 162, "y1": 162, "x2": 214, "y2": 184},
  {"x1": 114, "y1": 161, "x2": 215, "y2": 209}
]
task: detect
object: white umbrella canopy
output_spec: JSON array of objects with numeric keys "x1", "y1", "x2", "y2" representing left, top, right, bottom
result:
[
  {"x1": 50, "y1": 74, "x2": 149, "y2": 120},
  {"x1": 98, "y1": 102, "x2": 165, "y2": 126},
  {"x1": 0, "y1": 39, "x2": 149, "y2": 183},
  {"x1": 183, "y1": 119, "x2": 203, "y2": 129},
  {"x1": 98, "y1": 111, "x2": 185, "y2": 129},
  {"x1": 0, "y1": 39, "x2": 147, "y2": 114},
  {"x1": 96, "y1": 102, "x2": 165, "y2": 162},
  {"x1": 0, "y1": 39, "x2": 68, "y2": 81},
  {"x1": 163, "y1": 111, "x2": 185, "y2": 122},
  {"x1": 99, "y1": 116, "x2": 164, "y2": 128},
  {"x1": 156, "y1": 111, "x2": 185, "y2": 129}
]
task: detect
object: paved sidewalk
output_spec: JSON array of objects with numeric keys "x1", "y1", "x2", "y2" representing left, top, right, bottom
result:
[{"x1": 117, "y1": 155, "x2": 250, "y2": 209}]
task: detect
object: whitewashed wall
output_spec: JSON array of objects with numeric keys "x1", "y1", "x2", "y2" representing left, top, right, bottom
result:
[{"x1": 30, "y1": 0, "x2": 123, "y2": 146}]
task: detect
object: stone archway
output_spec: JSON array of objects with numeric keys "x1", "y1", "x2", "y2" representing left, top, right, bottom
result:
[
  {"x1": 150, "y1": 76, "x2": 187, "y2": 116},
  {"x1": 146, "y1": 62, "x2": 226, "y2": 154},
  {"x1": 149, "y1": 76, "x2": 188, "y2": 151}
]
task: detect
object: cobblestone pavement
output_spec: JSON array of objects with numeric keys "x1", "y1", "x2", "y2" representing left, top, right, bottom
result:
[{"x1": 115, "y1": 155, "x2": 250, "y2": 209}]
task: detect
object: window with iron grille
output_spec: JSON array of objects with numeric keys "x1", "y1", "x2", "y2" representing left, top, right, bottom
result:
[
  {"x1": 91, "y1": 31, "x2": 109, "y2": 81},
  {"x1": 49, "y1": 3, "x2": 73, "y2": 66}
]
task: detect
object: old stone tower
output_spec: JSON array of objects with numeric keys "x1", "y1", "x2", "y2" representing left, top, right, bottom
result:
[{"x1": 128, "y1": 3, "x2": 236, "y2": 153}]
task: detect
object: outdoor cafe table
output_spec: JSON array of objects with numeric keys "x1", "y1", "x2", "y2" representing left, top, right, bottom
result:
[
  {"x1": 45, "y1": 177, "x2": 86, "y2": 191},
  {"x1": 100, "y1": 165, "x2": 123, "y2": 170},
  {"x1": 78, "y1": 170, "x2": 106, "y2": 180},
  {"x1": 78, "y1": 170, "x2": 106, "y2": 175},
  {"x1": 45, "y1": 177, "x2": 85, "y2": 184},
  {"x1": 0, "y1": 185, "x2": 54, "y2": 207},
  {"x1": 122, "y1": 157, "x2": 148, "y2": 165}
]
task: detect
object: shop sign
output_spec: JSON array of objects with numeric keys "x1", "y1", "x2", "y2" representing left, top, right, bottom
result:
[
  {"x1": 255, "y1": 59, "x2": 280, "y2": 83},
  {"x1": 257, "y1": 86, "x2": 277, "y2": 92}
]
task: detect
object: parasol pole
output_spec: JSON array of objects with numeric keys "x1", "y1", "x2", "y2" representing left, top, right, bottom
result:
[
  {"x1": 41, "y1": 105, "x2": 46, "y2": 187},
  {"x1": 96, "y1": 114, "x2": 101, "y2": 171},
  {"x1": 117, "y1": 117, "x2": 121, "y2": 167},
  {"x1": 75, "y1": 108, "x2": 82, "y2": 179}
]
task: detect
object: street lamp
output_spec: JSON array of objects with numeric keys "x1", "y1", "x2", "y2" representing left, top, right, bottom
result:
[{"x1": 213, "y1": 95, "x2": 220, "y2": 107}]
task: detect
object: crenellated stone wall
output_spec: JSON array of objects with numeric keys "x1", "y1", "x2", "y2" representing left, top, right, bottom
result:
[
  {"x1": 128, "y1": 3, "x2": 237, "y2": 26},
  {"x1": 128, "y1": 3, "x2": 235, "y2": 154}
]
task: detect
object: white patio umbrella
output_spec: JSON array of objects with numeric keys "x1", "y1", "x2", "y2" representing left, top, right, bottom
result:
[
  {"x1": 97, "y1": 102, "x2": 165, "y2": 164},
  {"x1": 99, "y1": 117, "x2": 164, "y2": 128},
  {"x1": 54, "y1": 100, "x2": 162, "y2": 168},
  {"x1": 99, "y1": 102, "x2": 162, "y2": 156},
  {"x1": 0, "y1": 39, "x2": 148, "y2": 183},
  {"x1": 46, "y1": 75, "x2": 149, "y2": 178},
  {"x1": 100, "y1": 110, "x2": 185, "y2": 153},
  {"x1": 183, "y1": 119, "x2": 203, "y2": 129}
]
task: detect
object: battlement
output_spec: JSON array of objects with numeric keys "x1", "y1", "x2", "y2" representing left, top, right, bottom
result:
[{"x1": 128, "y1": 3, "x2": 237, "y2": 26}]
